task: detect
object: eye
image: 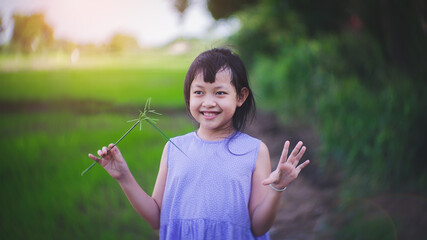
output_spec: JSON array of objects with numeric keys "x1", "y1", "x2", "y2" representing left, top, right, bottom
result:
[
  {"x1": 193, "y1": 90, "x2": 203, "y2": 95},
  {"x1": 216, "y1": 91, "x2": 227, "y2": 96}
]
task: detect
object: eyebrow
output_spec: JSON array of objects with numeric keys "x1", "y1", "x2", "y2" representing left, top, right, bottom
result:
[{"x1": 192, "y1": 84, "x2": 230, "y2": 90}]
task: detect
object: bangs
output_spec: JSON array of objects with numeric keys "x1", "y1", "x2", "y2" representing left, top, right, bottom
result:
[{"x1": 190, "y1": 55, "x2": 231, "y2": 84}]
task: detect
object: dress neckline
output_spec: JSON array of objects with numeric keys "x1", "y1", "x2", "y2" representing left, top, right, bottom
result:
[{"x1": 193, "y1": 130, "x2": 239, "y2": 144}]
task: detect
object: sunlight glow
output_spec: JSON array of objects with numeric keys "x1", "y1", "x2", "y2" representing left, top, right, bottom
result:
[{"x1": 0, "y1": 0, "x2": 240, "y2": 46}]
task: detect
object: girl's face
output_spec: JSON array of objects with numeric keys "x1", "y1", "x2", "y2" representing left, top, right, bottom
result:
[{"x1": 189, "y1": 69, "x2": 248, "y2": 138}]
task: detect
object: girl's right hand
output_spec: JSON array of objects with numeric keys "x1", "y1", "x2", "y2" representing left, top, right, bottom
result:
[{"x1": 88, "y1": 143, "x2": 131, "y2": 181}]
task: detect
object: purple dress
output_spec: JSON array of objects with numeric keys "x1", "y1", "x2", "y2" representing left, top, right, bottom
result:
[{"x1": 160, "y1": 131, "x2": 270, "y2": 240}]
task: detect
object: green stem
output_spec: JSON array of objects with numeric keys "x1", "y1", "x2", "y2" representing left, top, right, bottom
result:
[
  {"x1": 114, "y1": 120, "x2": 140, "y2": 146},
  {"x1": 145, "y1": 119, "x2": 190, "y2": 159},
  {"x1": 81, "y1": 120, "x2": 140, "y2": 176}
]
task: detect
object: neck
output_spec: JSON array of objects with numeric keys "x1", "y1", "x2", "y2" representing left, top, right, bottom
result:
[{"x1": 196, "y1": 126, "x2": 237, "y2": 141}]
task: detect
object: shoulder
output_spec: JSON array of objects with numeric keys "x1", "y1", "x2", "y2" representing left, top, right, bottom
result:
[
  {"x1": 257, "y1": 140, "x2": 268, "y2": 152},
  {"x1": 235, "y1": 132, "x2": 268, "y2": 156},
  {"x1": 253, "y1": 141, "x2": 271, "y2": 178},
  {"x1": 257, "y1": 141, "x2": 270, "y2": 163}
]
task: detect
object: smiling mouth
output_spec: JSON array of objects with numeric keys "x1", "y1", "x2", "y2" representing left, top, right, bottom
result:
[{"x1": 201, "y1": 111, "x2": 220, "y2": 118}]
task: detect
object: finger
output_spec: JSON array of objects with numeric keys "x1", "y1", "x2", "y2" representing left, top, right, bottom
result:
[
  {"x1": 296, "y1": 160, "x2": 310, "y2": 172},
  {"x1": 293, "y1": 146, "x2": 306, "y2": 166},
  {"x1": 296, "y1": 146, "x2": 306, "y2": 159},
  {"x1": 88, "y1": 153, "x2": 102, "y2": 164},
  {"x1": 97, "y1": 149, "x2": 103, "y2": 157},
  {"x1": 288, "y1": 141, "x2": 303, "y2": 166},
  {"x1": 102, "y1": 146, "x2": 109, "y2": 156},
  {"x1": 88, "y1": 153, "x2": 98, "y2": 161},
  {"x1": 108, "y1": 143, "x2": 115, "y2": 150},
  {"x1": 290, "y1": 141, "x2": 303, "y2": 158},
  {"x1": 279, "y1": 141, "x2": 290, "y2": 164}
]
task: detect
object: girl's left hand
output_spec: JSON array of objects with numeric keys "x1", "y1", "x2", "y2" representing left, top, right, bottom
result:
[{"x1": 262, "y1": 141, "x2": 310, "y2": 189}]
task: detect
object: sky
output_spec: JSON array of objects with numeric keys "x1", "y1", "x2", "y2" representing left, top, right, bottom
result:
[{"x1": 0, "y1": 0, "x2": 240, "y2": 46}]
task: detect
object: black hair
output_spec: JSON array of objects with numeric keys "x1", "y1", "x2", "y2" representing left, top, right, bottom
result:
[{"x1": 184, "y1": 47, "x2": 256, "y2": 132}]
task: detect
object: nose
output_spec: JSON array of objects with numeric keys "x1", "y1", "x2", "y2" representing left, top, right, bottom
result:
[{"x1": 202, "y1": 95, "x2": 217, "y2": 108}]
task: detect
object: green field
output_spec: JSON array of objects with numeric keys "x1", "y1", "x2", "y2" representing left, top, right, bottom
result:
[
  {"x1": 0, "y1": 51, "x2": 196, "y2": 239},
  {"x1": 0, "y1": 50, "x2": 199, "y2": 106}
]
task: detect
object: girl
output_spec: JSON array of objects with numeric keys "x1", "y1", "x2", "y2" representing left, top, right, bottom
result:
[{"x1": 88, "y1": 48, "x2": 310, "y2": 239}]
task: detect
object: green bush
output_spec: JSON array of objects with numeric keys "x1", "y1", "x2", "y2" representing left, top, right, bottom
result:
[
  {"x1": 230, "y1": 0, "x2": 427, "y2": 237},
  {"x1": 250, "y1": 32, "x2": 427, "y2": 193}
]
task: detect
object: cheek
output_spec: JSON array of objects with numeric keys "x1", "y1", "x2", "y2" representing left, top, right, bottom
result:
[
  {"x1": 189, "y1": 97, "x2": 199, "y2": 112},
  {"x1": 188, "y1": 99, "x2": 202, "y2": 121}
]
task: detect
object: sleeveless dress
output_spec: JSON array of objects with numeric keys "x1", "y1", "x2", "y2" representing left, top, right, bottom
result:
[{"x1": 160, "y1": 131, "x2": 270, "y2": 240}]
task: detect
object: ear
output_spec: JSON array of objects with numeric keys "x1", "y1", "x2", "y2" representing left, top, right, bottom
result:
[{"x1": 237, "y1": 87, "x2": 249, "y2": 107}]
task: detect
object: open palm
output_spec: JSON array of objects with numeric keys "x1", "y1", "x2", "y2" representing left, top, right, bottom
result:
[{"x1": 262, "y1": 141, "x2": 310, "y2": 189}]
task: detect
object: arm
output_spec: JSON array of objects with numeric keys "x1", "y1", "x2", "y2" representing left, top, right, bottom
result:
[
  {"x1": 88, "y1": 142, "x2": 169, "y2": 230},
  {"x1": 249, "y1": 141, "x2": 310, "y2": 236}
]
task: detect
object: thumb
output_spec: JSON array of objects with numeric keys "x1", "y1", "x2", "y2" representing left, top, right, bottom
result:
[{"x1": 262, "y1": 176, "x2": 276, "y2": 186}]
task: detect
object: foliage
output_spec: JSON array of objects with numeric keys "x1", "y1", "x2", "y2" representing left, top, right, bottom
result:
[
  {"x1": 207, "y1": 0, "x2": 259, "y2": 20},
  {"x1": 229, "y1": 0, "x2": 427, "y2": 81},
  {"x1": 172, "y1": 0, "x2": 259, "y2": 20},
  {"x1": 11, "y1": 13, "x2": 54, "y2": 53},
  {"x1": 251, "y1": 32, "x2": 427, "y2": 192},
  {"x1": 0, "y1": 51, "x2": 196, "y2": 238},
  {"x1": 0, "y1": 66, "x2": 186, "y2": 107},
  {"x1": 0, "y1": 112, "x2": 194, "y2": 239},
  {"x1": 108, "y1": 33, "x2": 139, "y2": 53},
  {"x1": 335, "y1": 203, "x2": 396, "y2": 240},
  {"x1": 229, "y1": 2, "x2": 427, "y2": 236},
  {"x1": 232, "y1": 0, "x2": 427, "y2": 194},
  {"x1": 0, "y1": 15, "x2": 4, "y2": 35},
  {"x1": 173, "y1": 0, "x2": 189, "y2": 15}
]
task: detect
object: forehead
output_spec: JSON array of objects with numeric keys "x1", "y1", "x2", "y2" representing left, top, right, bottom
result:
[{"x1": 191, "y1": 69, "x2": 233, "y2": 87}]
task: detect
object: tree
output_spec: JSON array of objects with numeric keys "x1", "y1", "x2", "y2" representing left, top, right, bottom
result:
[
  {"x1": 206, "y1": 0, "x2": 259, "y2": 19},
  {"x1": 11, "y1": 13, "x2": 54, "y2": 53},
  {"x1": 0, "y1": 16, "x2": 3, "y2": 33},
  {"x1": 172, "y1": 0, "x2": 259, "y2": 19},
  {"x1": 108, "y1": 33, "x2": 139, "y2": 53},
  {"x1": 206, "y1": 0, "x2": 427, "y2": 81},
  {"x1": 0, "y1": 14, "x2": 4, "y2": 49},
  {"x1": 174, "y1": 0, "x2": 189, "y2": 15},
  {"x1": 173, "y1": 0, "x2": 426, "y2": 81}
]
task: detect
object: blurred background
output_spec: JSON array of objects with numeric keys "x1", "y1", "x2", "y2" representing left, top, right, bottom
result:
[{"x1": 0, "y1": 0, "x2": 426, "y2": 239}]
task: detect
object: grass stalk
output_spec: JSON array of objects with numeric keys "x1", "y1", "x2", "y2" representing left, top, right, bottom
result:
[
  {"x1": 81, "y1": 120, "x2": 140, "y2": 176},
  {"x1": 81, "y1": 98, "x2": 188, "y2": 176}
]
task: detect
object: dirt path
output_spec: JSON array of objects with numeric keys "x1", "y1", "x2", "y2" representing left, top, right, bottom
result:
[{"x1": 246, "y1": 111, "x2": 339, "y2": 240}]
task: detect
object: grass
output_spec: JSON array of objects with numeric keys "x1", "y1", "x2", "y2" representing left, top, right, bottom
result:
[
  {"x1": 335, "y1": 199, "x2": 397, "y2": 240},
  {"x1": 0, "y1": 111, "x2": 194, "y2": 239},
  {"x1": 0, "y1": 51, "x2": 195, "y2": 239},
  {"x1": 0, "y1": 49, "x2": 205, "y2": 107},
  {"x1": 0, "y1": 68, "x2": 186, "y2": 107}
]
